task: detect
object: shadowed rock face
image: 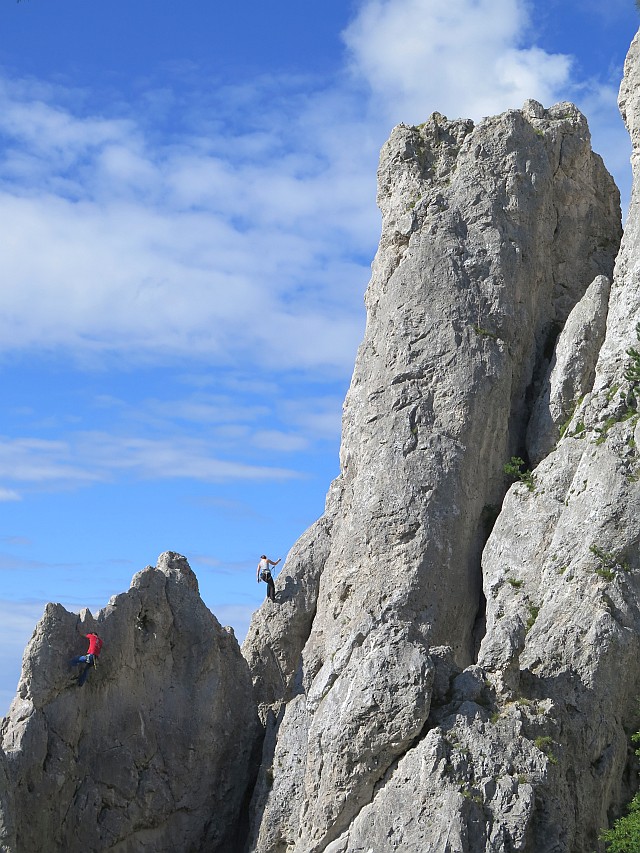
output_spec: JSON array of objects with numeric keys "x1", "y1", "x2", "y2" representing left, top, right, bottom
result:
[
  {"x1": 242, "y1": 98, "x2": 624, "y2": 852},
  {"x1": 0, "y1": 552, "x2": 260, "y2": 853}
]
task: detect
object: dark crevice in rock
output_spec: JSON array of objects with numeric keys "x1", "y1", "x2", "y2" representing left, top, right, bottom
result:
[
  {"x1": 241, "y1": 705, "x2": 286, "y2": 853},
  {"x1": 523, "y1": 320, "x2": 563, "y2": 431},
  {"x1": 225, "y1": 720, "x2": 266, "y2": 853},
  {"x1": 471, "y1": 590, "x2": 487, "y2": 663}
]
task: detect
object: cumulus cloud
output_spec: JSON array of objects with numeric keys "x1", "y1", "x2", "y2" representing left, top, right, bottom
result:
[
  {"x1": 343, "y1": 0, "x2": 632, "y2": 210},
  {"x1": 0, "y1": 0, "x2": 632, "y2": 380},
  {"x1": 0, "y1": 72, "x2": 374, "y2": 375},
  {"x1": 343, "y1": 0, "x2": 572, "y2": 124},
  {"x1": 0, "y1": 0, "x2": 632, "y2": 507}
]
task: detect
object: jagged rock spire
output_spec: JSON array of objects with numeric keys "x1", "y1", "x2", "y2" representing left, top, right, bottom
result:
[
  {"x1": 242, "y1": 97, "x2": 622, "y2": 852},
  {"x1": 0, "y1": 552, "x2": 260, "y2": 853}
]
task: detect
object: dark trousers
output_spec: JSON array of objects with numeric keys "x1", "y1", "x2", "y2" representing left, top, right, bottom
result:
[{"x1": 261, "y1": 571, "x2": 276, "y2": 601}]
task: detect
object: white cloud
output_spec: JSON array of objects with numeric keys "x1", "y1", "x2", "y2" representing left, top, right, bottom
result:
[
  {"x1": 0, "y1": 80, "x2": 133, "y2": 174},
  {"x1": 0, "y1": 72, "x2": 374, "y2": 375},
  {"x1": 284, "y1": 395, "x2": 345, "y2": 440},
  {"x1": 0, "y1": 437, "x2": 100, "y2": 485},
  {"x1": 114, "y1": 394, "x2": 271, "y2": 428},
  {"x1": 342, "y1": 0, "x2": 632, "y2": 218},
  {"x1": 0, "y1": 431, "x2": 300, "y2": 492},
  {"x1": 0, "y1": 0, "x2": 631, "y2": 380},
  {"x1": 252, "y1": 430, "x2": 309, "y2": 452},
  {"x1": 343, "y1": 0, "x2": 572, "y2": 124},
  {"x1": 0, "y1": 377, "x2": 346, "y2": 496},
  {"x1": 79, "y1": 432, "x2": 300, "y2": 481}
]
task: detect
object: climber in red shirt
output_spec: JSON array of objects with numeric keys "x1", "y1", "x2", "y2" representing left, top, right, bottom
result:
[{"x1": 70, "y1": 631, "x2": 103, "y2": 686}]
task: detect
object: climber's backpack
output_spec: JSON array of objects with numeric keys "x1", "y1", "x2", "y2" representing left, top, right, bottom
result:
[{"x1": 91, "y1": 635, "x2": 103, "y2": 663}]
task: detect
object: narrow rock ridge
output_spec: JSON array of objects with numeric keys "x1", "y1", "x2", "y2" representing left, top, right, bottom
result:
[
  {"x1": 242, "y1": 96, "x2": 622, "y2": 852},
  {"x1": 0, "y1": 552, "x2": 260, "y2": 853}
]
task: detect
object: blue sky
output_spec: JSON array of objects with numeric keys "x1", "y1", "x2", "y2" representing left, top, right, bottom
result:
[{"x1": 0, "y1": 0, "x2": 638, "y2": 715}]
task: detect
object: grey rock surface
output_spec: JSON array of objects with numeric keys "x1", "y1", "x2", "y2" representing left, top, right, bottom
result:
[
  {"x1": 323, "y1": 702, "x2": 544, "y2": 853},
  {"x1": 0, "y1": 750, "x2": 15, "y2": 853},
  {"x1": 475, "y1": 26, "x2": 640, "y2": 851},
  {"x1": 3, "y1": 28, "x2": 640, "y2": 853},
  {"x1": 0, "y1": 552, "x2": 260, "y2": 853},
  {"x1": 526, "y1": 273, "x2": 611, "y2": 465},
  {"x1": 242, "y1": 95, "x2": 622, "y2": 852}
]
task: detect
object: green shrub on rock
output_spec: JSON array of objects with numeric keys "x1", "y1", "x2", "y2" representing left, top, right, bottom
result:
[{"x1": 601, "y1": 792, "x2": 640, "y2": 852}]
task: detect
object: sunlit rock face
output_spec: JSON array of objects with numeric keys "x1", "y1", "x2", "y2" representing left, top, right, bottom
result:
[
  {"x1": 0, "y1": 552, "x2": 260, "y2": 853},
  {"x1": 242, "y1": 79, "x2": 625, "y2": 852},
  {"x1": 5, "y1": 27, "x2": 640, "y2": 853}
]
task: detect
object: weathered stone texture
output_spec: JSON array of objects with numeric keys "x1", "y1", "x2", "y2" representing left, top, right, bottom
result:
[
  {"x1": 242, "y1": 95, "x2": 622, "y2": 852},
  {"x1": 472, "y1": 31, "x2": 640, "y2": 851},
  {"x1": 526, "y1": 273, "x2": 611, "y2": 466},
  {"x1": 1, "y1": 552, "x2": 260, "y2": 853},
  {"x1": 5, "y1": 27, "x2": 640, "y2": 853},
  {"x1": 0, "y1": 750, "x2": 15, "y2": 853}
]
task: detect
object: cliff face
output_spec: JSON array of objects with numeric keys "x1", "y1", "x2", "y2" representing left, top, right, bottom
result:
[
  {"x1": 242, "y1": 79, "x2": 627, "y2": 853},
  {"x1": 0, "y1": 552, "x2": 260, "y2": 853},
  {"x1": 4, "y1": 30, "x2": 640, "y2": 853}
]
